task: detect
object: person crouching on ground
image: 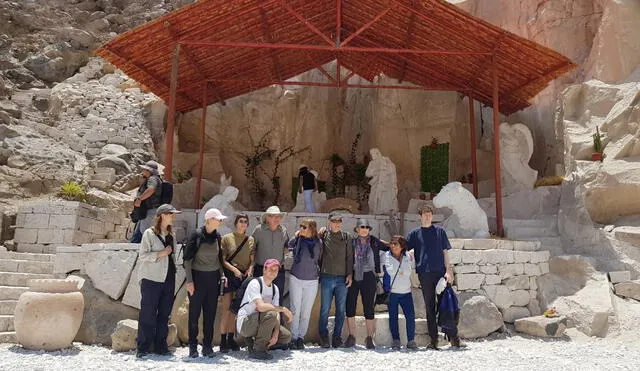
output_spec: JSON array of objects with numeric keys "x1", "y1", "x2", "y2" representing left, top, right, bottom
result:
[
  {"x1": 219, "y1": 213, "x2": 255, "y2": 353},
  {"x1": 136, "y1": 204, "x2": 181, "y2": 358},
  {"x1": 237, "y1": 259, "x2": 293, "y2": 360},
  {"x1": 287, "y1": 219, "x2": 322, "y2": 350},
  {"x1": 384, "y1": 235, "x2": 418, "y2": 350},
  {"x1": 184, "y1": 208, "x2": 228, "y2": 358}
]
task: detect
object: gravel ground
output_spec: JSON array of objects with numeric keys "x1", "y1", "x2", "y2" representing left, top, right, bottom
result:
[{"x1": 1, "y1": 334, "x2": 639, "y2": 371}]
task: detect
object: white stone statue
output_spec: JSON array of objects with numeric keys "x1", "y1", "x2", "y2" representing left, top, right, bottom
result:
[
  {"x1": 366, "y1": 148, "x2": 399, "y2": 215},
  {"x1": 219, "y1": 174, "x2": 232, "y2": 194},
  {"x1": 433, "y1": 182, "x2": 489, "y2": 238},
  {"x1": 198, "y1": 186, "x2": 240, "y2": 234},
  {"x1": 500, "y1": 123, "x2": 538, "y2": 196}
]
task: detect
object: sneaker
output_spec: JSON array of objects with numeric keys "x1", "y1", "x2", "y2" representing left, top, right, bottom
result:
[
  {"x1": 450, "y1": 337, "x2": 467, "y2": 348},
  {"x1": 331, "y1": 336, "x2": 342, "y2": 348},
  {"x1": 202, "y1": 346, "x2": 215, "y2": 358},
  {"x1": 319, "y1": 334, "x2": 330, "y2": 348},
  {"x1": 343, "y1": 335, "x2": 356, "y2": 348},
  {"x1": 289, "y1": 340, "x2": 298, "y2": 350},
  {"x1": 250, "y1": 350, "x2": 274, "y2": 360},
  {"x1": 406, "y1": 340, "x2": 418, "y2": 350},
  {"x1": 426, "y1": 338, "x2": 439, "y2": 351},
  {"x1": 136, "y1": 350, "x2": 149, "y2": 358},
  {"x1": 365, "y1": 336, "x2": 375, "y2": 349},
  {"x1": 188, "y1": 345, "x2": 199, "y2": 358},
  {"x1": 245, "y1": 337, "x2": 255, "y2": 354},
  {"x1": 220, "y1": 336, "x2": 229, "y2": 353},
  {"x1": 391, "y1": 339, "x2": 401, "y2": 350},
  {"x1": 296, "y1": 338, "x2": 305, "y2": 350},
  {"x1": 227, "y1": 334, "x2": 240, "y2": 352}
]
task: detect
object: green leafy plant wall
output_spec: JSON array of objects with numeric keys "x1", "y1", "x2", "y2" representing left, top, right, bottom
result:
[{"x1": 420, "y1": 143, "x2": 449, "y2": 194}]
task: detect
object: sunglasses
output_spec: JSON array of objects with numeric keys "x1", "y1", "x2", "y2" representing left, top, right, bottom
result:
[
  {"x1": 329, "y1": 219, "x2": 343, "y2": 223},
  {"x1": 299, "y1": 225, "x2": 308, "y2": 230},
  {"x1": 359, "y1": 226, "x2": 372, "y2": 230}
]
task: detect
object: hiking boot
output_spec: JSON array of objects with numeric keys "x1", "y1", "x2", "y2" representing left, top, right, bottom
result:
[
  {"x1": 331, "y1": 336, "x2": 342, "y2": 348},
  {"x1": 426, "y1": 338, "x2": 439, "y2": 351},
  {"x1": 365, "y1": 336, "x2": 375, "y2": 349},
  {"x1": 450, "y1": 337, "x2": 467, "y2": 348},
  {"x1": 154, "y1": 347, "x2": 172, "y2": 356},
  {"x1": 245, "y1": 337, "x2": 255, "y2": 354},
  {"x1": 250, "y1": 350, "x2": 274, "y2": 360},
  {"x1": 188, "y1": 345, "x2": 199, "y2": 358},
  {"x1": 136, "y1": 350, "x2": 149, "y2": 358},
  {"x1": 220, "y1": 335, "x2": 229, "y2": 353},
  {"x1": 227, "y1": 334, "x2": 240, "y2": 352},
  {"x1": 202, "y1": 346, "x2": 215, "y2": 358},
  {"x1": 319, "y1": 334, "x2": 331, "y2": 348},
  {"x1": 391, "y1": 339, "x2": 401, "y2": 350},
  {"x1": 406, "y1": 340, "x2": 418, "y2": 350},
  {"x1": 296, "y1": 338, "x2": 305, "y2": 350},
  {"x1": 289, "y1": 340, "x2": 298, "y2": 350},
  {"x1": 343, "y1": 335, "x2": 356, "y2": 348}
]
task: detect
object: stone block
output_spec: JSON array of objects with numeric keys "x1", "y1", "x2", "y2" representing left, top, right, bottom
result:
[
  {"x1": 15, "y1": 213, "x2": 26, "y2": 228},
  {"x1": 503, "y1": 275, "x2": 530, "y2": 290},
  {"x1": 540, "y1": 262, "x2": 549, "y2": 274},
  {"x1": 514, "y1": 251, "x2": 533, "y2": 263},
  {"x1": 14, "y1": 228, "x2": 38, "y2": 243},
  {"x1": 121, "y1": 261, "x2": 141, "y2": 309},
  {"x1": 464, "y1": 239, "x2": 497, "y2": 250},
  {"x1": 529, "y1": 276, "x2": 538, "y2": 291},
  {"x1": 513, "y1": 240, "x2": 540, "y2": 251},
  {"x1": 448, "y1": 249, "x2": 462, "y2": 264},
  {"x1": 461, "y1": 250, "x2": 486, "y2": 264},
  {"x1": 111, "y1": 319, "x2": 177, "y2": 352},
  {"x1": 24, "y1": 213, "x2": 50, "y2": 229},
  {"x1": 515, "y1": 316, "x2": 567, "y2": 337},
  {"x1": 482, "y1": 285, "x2": 513, "y2": 310},
  {"x1": 495, "y1": 240, "x2": 514, "y2": 250},
  {"x1": 16, "y1": 243, "x2": 47, "y2": 253},
  {"x1": 85, "y1": 250, "x2": 137, "y2": 299},
  {"x1": 72, "y1": 230, "x2": 93, "y2": 245},
  {"x1": 608, "y1": 271, "x2": 631, "y2": 284},
  {"x1": 485, "y1": 274, "x2": 501, "y2": 285},
  {"x1": 449, "y1": 239, "x2": 464, "y2": 249},
  {"x1": 614, "y1": 281, "x2": 640, "y2": 301},
  {"x1": 498, "y1": 263, "x2": 525, "y2": 279},
  {"x1": 480, "y1": 265, "x2": 498, "y2": 274},
  {"x1": 528, "y1": 299, "x2": 542, "y2": 316},
  {"x1": 512, "y1": 290, "x2": 531, "y2": 306},
  {"x1": 54, "y1": 251, "x2": 87, "y2": 274},
  {"x1": 37, "y1": 229, "x2": 66, "y2": 244},
  {"x1": 524, "y1": 263, "x2": 542, "y2": 276},
  {"x1": 456, "y1": 274, "x2": 485, "y2": 290},
  {"x1": 49, "y1": 214, "x2": 78, "y2": 229},
  {"x1": 454, "y1": 264, "x2": 479, "y2": 274},
  {"x1": 531, "y1": 251, "x2": 551, "y2": 263},
  {"x1": 484, "y1": 250, "x2": 514, "y2": 264},
  {"x1": 502, "y1": 306, "x2": 531, "y2": 323}
]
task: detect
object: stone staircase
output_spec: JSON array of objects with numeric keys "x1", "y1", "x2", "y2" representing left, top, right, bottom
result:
[
  {"x1": 504, "y1": 217, "x2": 563, "y2": 256},
  {"x1": 0, "y1": 250, "x2": 56, "y2": 344}
]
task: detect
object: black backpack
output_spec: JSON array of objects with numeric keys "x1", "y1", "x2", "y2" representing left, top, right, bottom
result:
[
  {"x1": 180, "y1": 229, "x2": 222, "y2": 268},
  {"x1": 230, "y1": 277, "x2": 275, "y2": 315},
  {"x1": 159, "y1": 178, "x2": 173, "y2": 205}
]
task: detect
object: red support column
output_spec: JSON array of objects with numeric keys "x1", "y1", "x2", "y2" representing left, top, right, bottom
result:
[
  {"x1": 468, "y1": 94, "x2": 478, "y2": 198},
  {"x1": 492, "y1": 55, "x2": 504, "y2": 237},
  {"x1": 195, "y1": 83, "x2": 207, "y2": 209},
  {"x1": 164, "y1": 43, "x2": 181, "y2": 180}
]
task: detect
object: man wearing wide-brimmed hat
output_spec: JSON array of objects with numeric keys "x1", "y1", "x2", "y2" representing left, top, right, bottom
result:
[
  {"x1": 130, "y1": 161, "x2": 163, "y2": 243},
  {"x1": 251, "y1": 206, "x2": 289, "y2": 305}
]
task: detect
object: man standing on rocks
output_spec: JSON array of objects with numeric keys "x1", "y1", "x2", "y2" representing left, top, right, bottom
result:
[
  {"x1": 130, "y1": 161, "x2": 162, "y2": 243},
  {"x1": 406, "y1": 204, "x2": 463, "y2": 349}
]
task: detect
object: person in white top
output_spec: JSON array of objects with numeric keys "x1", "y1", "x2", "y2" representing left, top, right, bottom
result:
[
  {"x1": 236, "y1": 259, "x2": 293, "y2": 360},
  {"x1": 382, "y1": 235, "x2": 417, "y2": 350}
]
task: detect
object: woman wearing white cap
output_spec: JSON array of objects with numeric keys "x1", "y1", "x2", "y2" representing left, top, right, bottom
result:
[
  {"x1": 136, "y1": 204, "x2": 181, "y2": 358},
  {"x1": 183, "y1": 208, "x2": 228, "y2": 358}
]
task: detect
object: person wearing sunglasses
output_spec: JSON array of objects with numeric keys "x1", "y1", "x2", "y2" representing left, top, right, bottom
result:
[
  {"x1": 383, "y1": 235, "x2": 417, "y2": 350},
  {"x1": 287, "y1": 219, "x2": 322, "y2": 349},
  {"x1": 344, "y1": 218, "x2": 386, "y2": 349},
  {"x1": 218, "y1": 213, "x2": 255, "y2": 353},
  {"x1": 317, "y1": 212, "x2": 353, "y2": 348}
]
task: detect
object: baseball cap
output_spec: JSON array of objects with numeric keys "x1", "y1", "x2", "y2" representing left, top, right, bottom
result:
[
  {"x1": 204, "y1": 208, "x2": 227, "y2": 221},
  {"x1": 328, "y1": 212, "x2": 343, "y2": 221},
  {"x1": 156, "y1": 204, "x2": 181, "y2": 215},
  {"x1": 264, "y1": 259, "x2": 280, "y2": 268}
]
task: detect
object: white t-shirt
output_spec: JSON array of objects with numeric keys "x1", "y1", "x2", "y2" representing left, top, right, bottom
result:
[
  {"x1": 383, "y1": 251, "x2": 415, "y2": 294},
  {"x1": 236, "y1": 277, "x2": 280, "y2": 332}
]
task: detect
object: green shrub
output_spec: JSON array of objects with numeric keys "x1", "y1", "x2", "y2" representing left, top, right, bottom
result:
[{"x1": 59, "y1": 181, "x2": 86, "y2": 201}]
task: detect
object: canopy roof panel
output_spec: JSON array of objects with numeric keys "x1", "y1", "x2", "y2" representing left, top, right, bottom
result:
[{"x1": 96, "y1": 0, "x2": 576, "y2": 114}]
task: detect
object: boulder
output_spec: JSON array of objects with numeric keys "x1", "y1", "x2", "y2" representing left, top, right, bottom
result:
[
  {"x1": 458, "y1": 295, "x2": 503, "y2": 339},
  {"x1": 100, "y1": 144, "x2": 131, "y2": 162},
  {"x1": 614, "y1": 281, "x2": 640, "y2": 301},
  {"x1": 68, "y1": 275, "x2": 139, "y2": 345},
  {"x1": 482, "y1": 284, "x2": 513, "y2": 310},
  {"x1": 515, "y1": 316, "x2": 567, "y2": 338},
  {"x1": 96, "y1": 156, "x2": 132, "y2": 175},
  {"x1": 111, "y1": 319, "x2": 177, "y2": 352},
  {"x1": 85, "y1": 250, "x2": 137, "y2": 300},
  {"x1": 0, "y1": 100, "x2": 22, "y2": 119},
  {"x1": 502, "y1": 306, "x2": 531, "y2": 323}
]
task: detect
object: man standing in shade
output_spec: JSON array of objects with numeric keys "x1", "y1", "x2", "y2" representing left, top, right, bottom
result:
[
  {"x1": 251, "y1": 206, "x2": 289, "y2": 305},
  {"x1": 406, "y1": 204, "x2": 463, "y2": 349}
]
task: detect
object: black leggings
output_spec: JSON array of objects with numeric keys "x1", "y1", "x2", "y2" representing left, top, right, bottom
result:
[
  {"x1": 346, "y1": 271, "x2": 377, "y2": 320},
  {"x1": 188, "y1": 270, "x2": 220, "y2": 347}
]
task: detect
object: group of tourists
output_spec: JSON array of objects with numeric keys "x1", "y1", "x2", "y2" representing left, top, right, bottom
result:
[{"x1": 132, "y1": 167, "x2": 463, "y2": 360}]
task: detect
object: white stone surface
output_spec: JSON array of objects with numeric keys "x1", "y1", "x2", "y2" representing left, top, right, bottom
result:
[
  {"x1": 483, "y1": 285, "x2": 513, "y2": 310},
  {"x1": 456, "y1": 273, "x2": 485, "y2": 290},
  {"x1": 502, "y1": 306, "x2": 531, "y2": 323},
  {"x1": 608, "y1": 271, "x2": 631, "y2": 284},
  {"x1": 499, "y1": 123, "x2": 538, "y2": 196},
  {"x1": 85, "y1": 250, "x2": 137, "y2": 299},
  {"x1": 433, "y1": 182, "x2": 489, "y2": 238},
  {"x1": 458, "y1": 295, "x2": 503, "y2": 339},
  {"x1": 366, "y1": 148, "x2": 398, "y2": 215}
]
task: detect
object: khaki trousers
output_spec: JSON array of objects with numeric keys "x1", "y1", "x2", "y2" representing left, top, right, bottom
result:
[{"x1": 239, "y1": 311, "x2": 291, "y2": 351}]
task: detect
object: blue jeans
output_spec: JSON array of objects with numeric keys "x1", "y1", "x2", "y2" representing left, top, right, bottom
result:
[
  {"x1": 318, "y1": 274, "x2": 348, "y2": 338},
  {"x1": 388, "y1": 292, "x2": 415, "y2": 341}
]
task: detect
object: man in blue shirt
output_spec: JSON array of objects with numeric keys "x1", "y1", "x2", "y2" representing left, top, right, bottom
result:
[{"x1": 406, "y1": 204, "x2": 462, "y2": 349}]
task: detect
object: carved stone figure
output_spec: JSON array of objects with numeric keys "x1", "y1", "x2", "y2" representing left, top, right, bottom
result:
[
  {"x1": 198, "y1": 186, "x2": 242, "y2": 234},
  {"x1": 365, "y1": 148, "x2": 398, "y2": 215},
  {"x1": 500, "y1": 123, "x2": 538, "y2": 195},
  {"x1": 433, "y1": 182, "x2": 490, "y2": 238}
]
